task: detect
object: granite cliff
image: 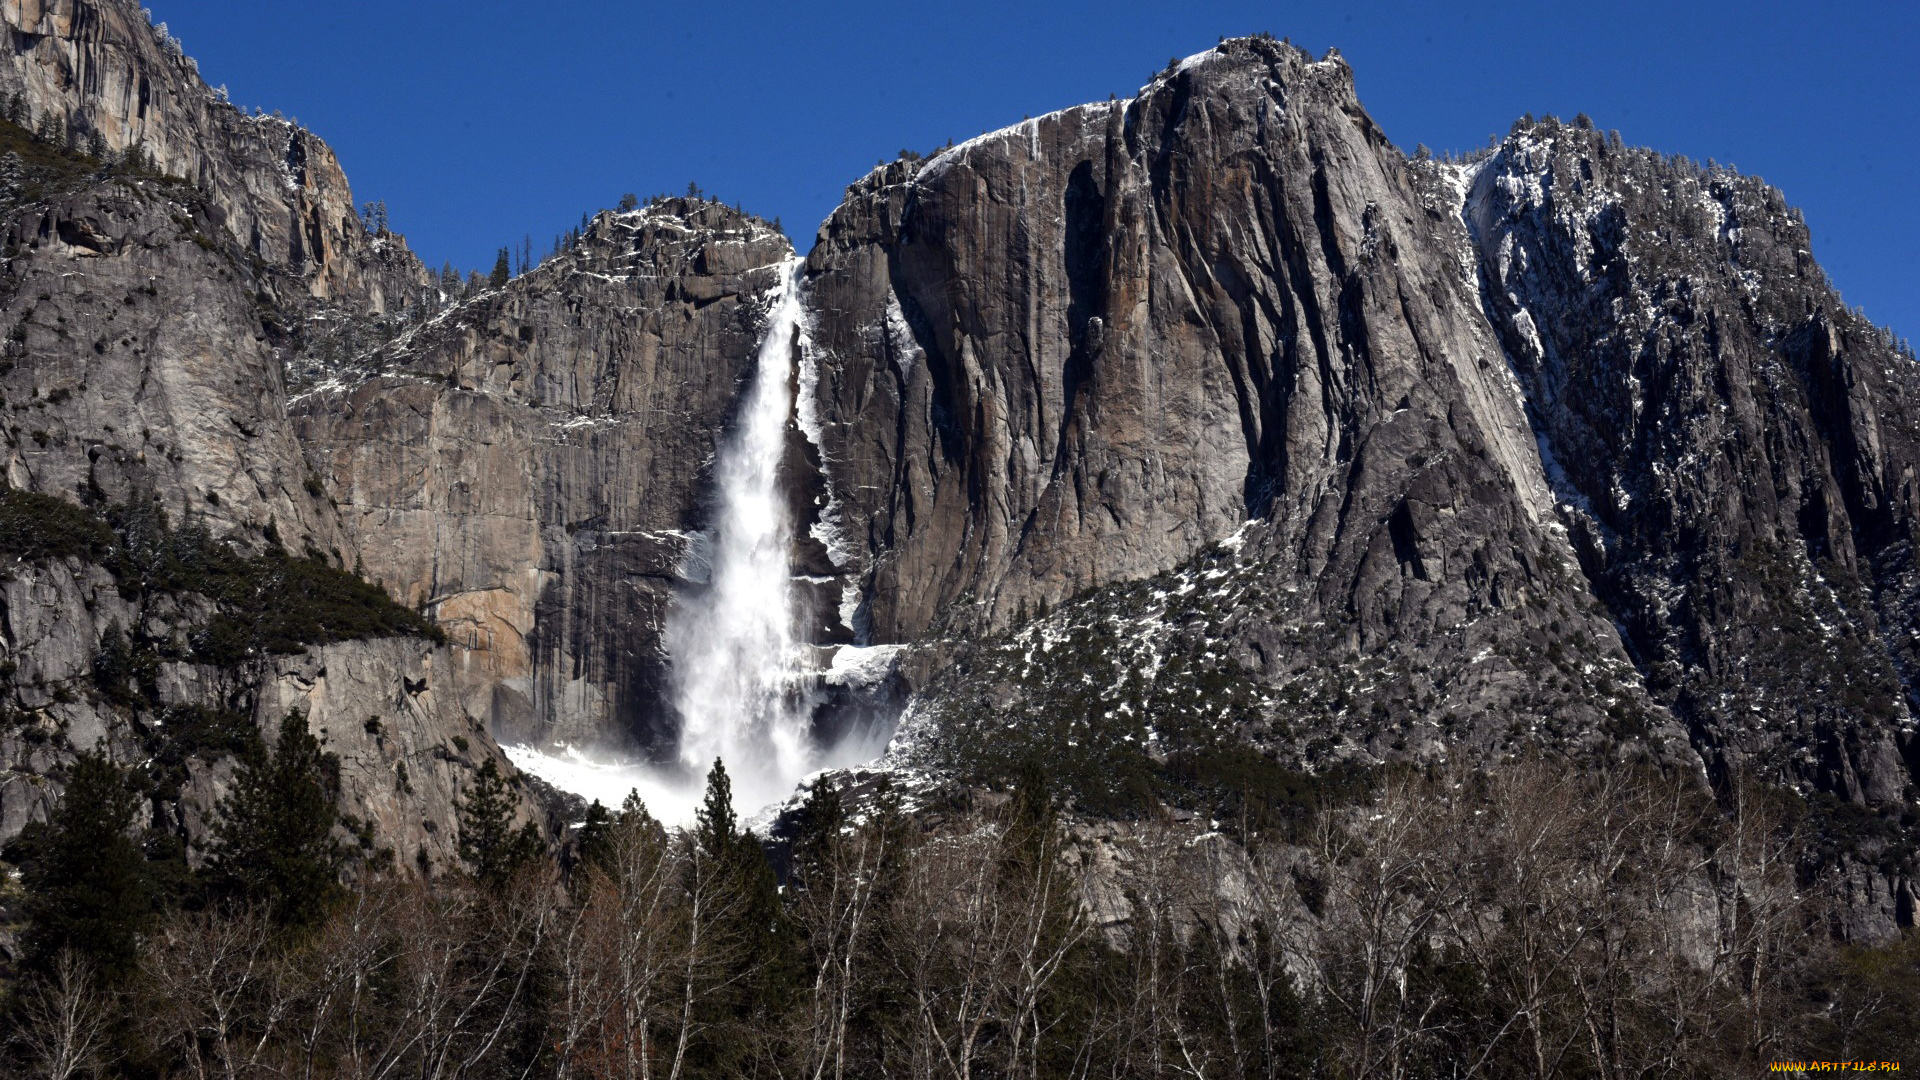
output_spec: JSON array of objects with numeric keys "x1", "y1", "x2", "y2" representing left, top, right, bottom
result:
[
  {"x1": 802, "y1": 40, "x2": 1917, "y2": 929},
  {"x1": 0, "y1": 7, "x2": 1913, "y2": 934},
  {"x1": 292, "y1": 199, "x2": 793, "y2": 750},
  {"x1": 0, "y1": 0, "x2": 531, "y2": 883}
]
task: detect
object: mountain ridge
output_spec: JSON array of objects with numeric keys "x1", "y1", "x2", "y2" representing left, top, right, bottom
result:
[{"x1": 0, "y1": 13, "x2": 1913, "y2": 936}]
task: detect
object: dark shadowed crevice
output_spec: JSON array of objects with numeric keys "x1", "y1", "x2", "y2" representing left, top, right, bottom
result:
[{"x1": 1058, "y1": 159, "x2": 1107, "y2": 474}]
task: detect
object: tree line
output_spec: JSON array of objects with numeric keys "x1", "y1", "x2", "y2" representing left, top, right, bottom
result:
[{"x1": 2, "y1": 726, "x2": 1915, "y2": 1078}]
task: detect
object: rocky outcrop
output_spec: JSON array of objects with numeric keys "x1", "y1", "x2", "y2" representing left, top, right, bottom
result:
[
  {"x1": 803, "y1": 40, "x2": 1661, "y2": 762},
  {"x1": 0, "y1": 0, "x2": 430, "y2": 309},
  {"x1": 1, "y1": 554, "x2": 509, "y2": 873},
  {"x1": 0, "y1": 178, "x2": 351, "y2": 556},
  {"x1": 0, "y1": 15, "x2": 528, "y2": 860},
  {"x1": 4, "y1": 9, "x2": 1912, "y2": 931},
  {"x1": 1461, "y1": 119, "x2": 1920, "y2": 805},
  {"x1": 293, "y1": 200, "x2": 794, "y2": 749},
  {"x1": 787, "y1": 45, "x2": 1920, "y2": 937},
  {"x1": 803, "y1": 43, "x2": 1563, "y2": 642}
]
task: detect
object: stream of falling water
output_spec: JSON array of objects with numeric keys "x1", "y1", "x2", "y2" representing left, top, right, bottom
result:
[
  {"x1": 662, "y1": 258, "x2": 814, "y2": 815},
  {"x1": 503, "y1": 259, "x2": 874, "y2": 825},
  {"x1": 505, "y1": 261, "x2": 818, "y2": 826}
]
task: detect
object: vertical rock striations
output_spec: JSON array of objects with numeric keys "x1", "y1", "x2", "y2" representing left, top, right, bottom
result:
[
  {"x1": 3, "y1": 9, "x2": 1914, "y2": 929},
  {"x1": 0, "y1": 2, "x2": 527, "y2": 866},
  {"x1": 0, "y1": 0, "x2": 430, "y2": 309},
  {"x1": 804, "y1": 41, "x2": 1560, "y2": 643},
  {"x1": 1463, "y1": 119, "x2": 1920, "y2": 807},
  {"x1": 293, "y1": 201, "x2": 794, "y2": 750},
  {"x1": 805, "y1": 44, "x2": 1918, "y2": 933},
  {"x1": 803, "y1": 40, "x2": 1652, "y2": 762}
]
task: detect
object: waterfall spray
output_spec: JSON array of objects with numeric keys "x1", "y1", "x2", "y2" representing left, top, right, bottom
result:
[
  {"x1": 503, "y1": 258, "x2": 850, "y2": 825},
  {"x1": 663, "y1": 258, "x2": 815, "y2": 814}
]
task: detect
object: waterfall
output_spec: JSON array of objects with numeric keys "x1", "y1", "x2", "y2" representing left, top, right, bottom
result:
[
  {"x1": 662, "y1": 258, "x2": 815, "y2": 815},
  {"x1": 503, "y1": 258, "x2": 850, "y2": 825}
]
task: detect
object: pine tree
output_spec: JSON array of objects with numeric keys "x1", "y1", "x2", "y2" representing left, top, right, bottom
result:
[
  {"x1": 203, "y1": 710, "x2": 345, "y2": 928},
  {"x1": 9, "y1": 753, "x2": 156, "y2": 979},
  {"x1": 569, "y1": 798, "x2": 614, "y2": 881},
  {"x1": 490, "y1": 247, "x2": 511, "y2": 287},
  {"x1": 694, "y1": 757, "x2": 738, "y2": 859},
  {"x1": 792, "y1": 775, "x2": 846, "y2": 878},
  {"x1": 457, "y1": 757, "x2": 543, "y2": 884},
  {"x1": 688, "y1": 758, "x2": 802, "y2": 1075}
]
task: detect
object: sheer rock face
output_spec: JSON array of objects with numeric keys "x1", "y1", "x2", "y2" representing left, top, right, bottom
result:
[
  {"x1": 803, "y1": 42, "x2": 1559, "y2": 640},
  {"x1": 0, "y1": 0, "x2": 428, "y2": 309},
  {"x1": 802, "y1": 40, "x2": 1653, "y2": 753},
  {"x1": 1462, "y1": 122, "x2": 1920, "y2": 803},
  {"x1": 0, "y1": 9, "x2": 1915, "y2": 924},
  {"x1": 0, "y1": 2, "x2": 524, "y2": 857},
  {"x1": 0, "y1": 176, "x2": 532, "y2": 859},
  {"x1": 293, "y1": 202, "x2": 793, "y2": 748},
  {"x1": 0, "y1": 182, "x2": 349, "y2": 556},
  {"x1": 808, "y1": 42, "x2": 1920, "y2": 836}
]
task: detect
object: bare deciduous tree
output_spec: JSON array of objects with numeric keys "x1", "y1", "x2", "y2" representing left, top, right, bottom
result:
[{"x1": 14, "y1": 950, "x2": 118, "y2": 1080}]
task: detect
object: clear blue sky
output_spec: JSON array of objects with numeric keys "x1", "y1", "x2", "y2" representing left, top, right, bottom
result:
[{"x1": 154, "y1": 0, "x2": 1915, "y2": 336}]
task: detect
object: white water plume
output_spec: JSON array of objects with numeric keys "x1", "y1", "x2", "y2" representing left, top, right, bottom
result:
[
  {"x1": 662, "y1": 258, "x2": 817, "y2": 816},
  {"x1": 508, "y1": 260, "x2": 884, "y2": 826}
]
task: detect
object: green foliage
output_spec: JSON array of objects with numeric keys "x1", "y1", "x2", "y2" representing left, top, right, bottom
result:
[
  {"x1": 5, "y1": 491, "x2": 440, "y2": 666},
  {"x1": 0, "y1": 112, "x2": 185, "y2": 221},
  {"x1": 5, "y1": 753, "x2": 157, "y2": 979},
  {"x1": 686, "y1": 757, "x2": 803, "y2": 1079},
  {"x1": 569, "y1": 797, "x2": 615, "y2": 879},
  {"x1": 1803, "y1": 789, "x2": 1918, "y2": 874},
  {"x1": 926, "y1": 556, "x2": 1378, "y2": 831},
  {"x1": 91, "y1": 622, "x2": 158, "y2": 707},
  {"x1": 0, "y1": 487, "x2": 116, "y2": 564},
  {"x1": 0, "y1": 114, "x2": 102, "y2": 206},
  {"x1": 203, "y1": 710, "x2": 345, "y2": 928},
  {"x1": 790, "y1": 775, "x2": 845, "y2": 877},
  {"x1": 144, "y1": 704, "x2": 259, "y2": 802},
  {"x1": 190, "y1": 552, "x2": 444, "y2": 662},
  {"x1": 694, "y1": 756, "x2": 739, "y2": 859},
  {"x1": 1807, "y1": 931, "x2": 1920, "y2": 1059},
  {"x1": 490, "y1": 247, "x2": 511, "y2": 287},
  {"x1": 1163, "y1": 746, "x2": 1376, "y2": 842},
  {"x1": 457, "y1": 757, "x2": 544, "y2": 884}
]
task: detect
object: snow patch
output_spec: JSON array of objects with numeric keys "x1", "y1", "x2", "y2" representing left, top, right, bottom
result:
[{"x1": 825, "y1": 644, "x2": 906, "y2": 689}]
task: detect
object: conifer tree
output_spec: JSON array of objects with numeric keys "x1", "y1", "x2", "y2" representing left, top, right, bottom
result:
[
  {"x1": 693, "y1": 756, "x2": 738, "y2": 860},
  {"x1": 688, "y1": 758, "x2": 802, "y2": 1075},
  {"x1": 490, "y1": 247, "x2": 511, "y2": 287},
  {"x1": 568, "y1": 797, "x2": 614, "y2": 883},
  {"x1": 457, "y1": 757, "x2": 543, "y2": 884},
  {"x1": 9, "y1": 753, "x2": 155, "y2": 979},
  {"x1": 203, "y1": 710, "x2": 344, "y2": 928},
  {"x1": 792, "y1": 774, "x2": 845, "y2": 879}
]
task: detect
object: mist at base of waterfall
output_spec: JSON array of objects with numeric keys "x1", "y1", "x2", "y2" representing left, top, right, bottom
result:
[
  {"x1": 503, "y1": 721, "x2": 892, "y2": 828},
  {"x1": 507, "y1": 260, "x2": 882, "y2": 830}
]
